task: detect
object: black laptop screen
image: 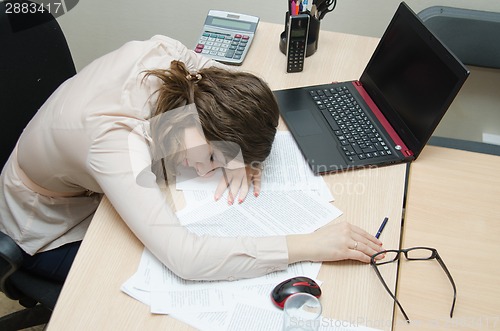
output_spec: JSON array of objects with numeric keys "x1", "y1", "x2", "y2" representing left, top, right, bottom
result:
[{"x1": 360, "y1": 2, "x2": 468, "y2": 156}]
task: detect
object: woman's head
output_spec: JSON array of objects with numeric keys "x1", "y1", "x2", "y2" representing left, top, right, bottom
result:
[{"x1": 145, "y1": 60, "x2": 279, "y2": 175}]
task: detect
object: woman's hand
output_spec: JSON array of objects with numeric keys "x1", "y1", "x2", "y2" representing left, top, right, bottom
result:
[
  {"x1": 214, "y1": 163, "x2": 263, "y2": 204},
  {"x1": 287, "y1": 221, "x2": 385, "y2": 264}
]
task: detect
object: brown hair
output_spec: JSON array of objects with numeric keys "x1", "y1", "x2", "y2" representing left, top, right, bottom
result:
[{"x1": 143, "y1": 60, "x2": 279, "y2": 174}]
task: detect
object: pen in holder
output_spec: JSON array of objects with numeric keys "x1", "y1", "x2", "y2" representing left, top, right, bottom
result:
[{"x1": 280, "y1": 11, "x2": 320, "y2": 57}]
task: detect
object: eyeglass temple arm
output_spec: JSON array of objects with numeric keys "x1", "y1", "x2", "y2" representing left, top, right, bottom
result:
[
  {"x1": 435, "y1": 255, "x2": 457, "y2": 318},
  {"x1": 371, "y1": 265, "x2": 411, "y2": 323}
]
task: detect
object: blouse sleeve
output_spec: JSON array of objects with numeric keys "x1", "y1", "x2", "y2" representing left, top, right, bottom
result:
[{"x1": 87, "y1": 110, "x2": 288, "y2": 282}]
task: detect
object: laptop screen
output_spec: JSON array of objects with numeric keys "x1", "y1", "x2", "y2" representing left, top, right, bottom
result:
[{"x1": 360, "y1": 2, "x2": 469, "y2": 157}]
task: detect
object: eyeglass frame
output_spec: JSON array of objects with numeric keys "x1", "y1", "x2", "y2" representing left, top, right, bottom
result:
[{"x1": 370, "y1": 246, "x2": 457, "y2": 323}]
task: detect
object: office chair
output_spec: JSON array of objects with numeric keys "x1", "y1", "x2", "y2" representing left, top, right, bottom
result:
[
  {"x1": 0, "y1": 1, "x2": 76, "y2": 329},
  {"x1": 418, "y1": 6, "x2": 500, "y2": 69}
]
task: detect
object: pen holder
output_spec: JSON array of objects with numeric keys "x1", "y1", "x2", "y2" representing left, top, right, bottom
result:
[{"x1": 279, "y1": 11, "x2": 320, "y2": 57}]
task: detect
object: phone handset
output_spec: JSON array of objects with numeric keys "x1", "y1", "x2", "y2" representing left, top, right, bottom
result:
[{"x1": 286, "y1": 14, "x2": 310, "y2": 73}]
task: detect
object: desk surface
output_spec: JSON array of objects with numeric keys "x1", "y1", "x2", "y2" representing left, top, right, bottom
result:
[
  {"x1": 394, "y1": 145, "x2": 500, "y2": 330},
  {"x1": 47, "y1": 22, "x2": 407, "y2": 330}
]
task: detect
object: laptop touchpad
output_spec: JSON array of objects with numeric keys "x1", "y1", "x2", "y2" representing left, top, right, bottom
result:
[{"x1": 286, "y1": 110, "x2": 323, "y2": 136}]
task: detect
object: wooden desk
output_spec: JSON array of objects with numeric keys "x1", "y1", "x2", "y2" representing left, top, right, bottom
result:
[
  {"x1": 394, "y1": 146, "x2": 500, "y2": 331},
  {"x1": 47, "y1": 22, "x2": 407, "y2": 330}
]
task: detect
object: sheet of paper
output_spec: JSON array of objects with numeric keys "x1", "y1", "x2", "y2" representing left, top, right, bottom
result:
[
  {"x1": 120, "y1": 273, "x2": 150, "y2": 306},
  {"x1": 259, "y1": 131, "x2": 324, "y2": 192},
  {"x1": 177, "y1": 190, "x2": 342, "y2": 237},
  {"x1": 224, "y1": 301, "x2": 282, "y2": 331},
  {"x1": 176, "y1": 132, "x2": 332, "y2": 200},
  {"x1": 172, "y1": 300, "x2": 384, "y2": 331},
  {"x1": 182, "y1": 186, "x2": 333, "y2": 206},
  {"x1": 122, "y1": 247, "x2": 381, "y2": 331},
  {"x1": 137, "y1": 187, "x2": 341, "y2": 314},
  {"x1": 122, "y1": 246, "x2": 323, "y2": 315},
  {"x1": 151, "y1": 288, "x2": 231, "y2": 314},
  {"x1": 172, "y1": 311, "x2": 230, "y2": 331},
  {"x1": 118, "y1": 129, "x2": 384, "y2": 330}
]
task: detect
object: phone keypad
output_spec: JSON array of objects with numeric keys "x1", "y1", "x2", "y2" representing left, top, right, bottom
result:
[
  {"x1": 287, "y1": 41, "x2": 306, "y2": 72},
  {"x1": 195, "y1": 31, "x2": 250, "y2": 61}
]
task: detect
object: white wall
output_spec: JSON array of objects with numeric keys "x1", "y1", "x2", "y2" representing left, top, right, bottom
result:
[
  {"x1": 56, "y1": 0, "x2": 500, "y2": 144},
  {"x1": 57, "y1": 0, "x2": 500, "y2": 71}
]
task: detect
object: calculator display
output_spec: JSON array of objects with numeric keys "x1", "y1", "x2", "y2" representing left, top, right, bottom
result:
[{"x1": 210, "y1": 17, "x2": 253, "y2": 32}]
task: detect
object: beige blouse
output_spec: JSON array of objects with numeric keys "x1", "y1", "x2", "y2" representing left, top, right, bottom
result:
[{"x1": 0, "y1": 35, "x2": 288, "y2": 281}]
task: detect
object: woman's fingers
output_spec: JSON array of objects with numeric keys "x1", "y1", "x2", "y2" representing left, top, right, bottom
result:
[
  {"x1": 317, "y1": 221, "x2": 385, "y2": 263},
  {"x1": 347, "y1": 238, "x2": 385, "y2": 263},
  {"x1": 214, "y1": 173, "x2": 229, "y2": 202},
  {"x1": 214, "y1": 167, "x2": 251, "y2": 204},
  {"x1": 233, "y1": 175, "x2": 248, "y2": 204},
  {"x1": 251, "y1": 168, "x2": 262, "y2": 197},
  {"x1": 350, "y1": 223, "x2": 383, "y2": 246}
]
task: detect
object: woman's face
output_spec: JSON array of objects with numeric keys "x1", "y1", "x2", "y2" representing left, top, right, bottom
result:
[{"x1": 182, "y1": 127, "x2": 225, "y2": 177}]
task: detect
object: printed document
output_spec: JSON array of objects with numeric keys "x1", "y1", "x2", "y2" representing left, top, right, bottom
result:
[{"x1": 121, "y1": 130, "x2": 380, "y2": 330}]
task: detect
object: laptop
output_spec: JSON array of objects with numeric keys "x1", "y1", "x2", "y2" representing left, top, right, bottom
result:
[{"x1": 275, "y1": 2, "x2": 470, "y2": 174}]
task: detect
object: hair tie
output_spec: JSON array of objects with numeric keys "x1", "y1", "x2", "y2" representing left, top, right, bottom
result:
[{"x1": 186, "y1": 72, "x2": 202, "y2": 83}]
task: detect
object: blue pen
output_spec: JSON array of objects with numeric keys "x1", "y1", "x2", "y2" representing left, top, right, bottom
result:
[{"x1": 375, "y1": 217, "x2": 388, "y2": 239}]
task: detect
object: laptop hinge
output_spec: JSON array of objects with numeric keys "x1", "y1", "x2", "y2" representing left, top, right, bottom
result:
[{"x1": 403, "y1": 149, "x2": 414, "y2": 157}]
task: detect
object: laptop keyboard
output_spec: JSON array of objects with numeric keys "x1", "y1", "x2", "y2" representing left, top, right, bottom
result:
[{"x1": 309, "y1": 86, "x2": 393, "y2": 162}]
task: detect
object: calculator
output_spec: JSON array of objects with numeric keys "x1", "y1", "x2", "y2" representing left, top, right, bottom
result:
[{"x1": 194, "y1": 10, "x2": 259, "y2": 65}]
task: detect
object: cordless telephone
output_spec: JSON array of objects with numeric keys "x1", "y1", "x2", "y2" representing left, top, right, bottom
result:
[{"x1": 286, "y1": 14, "x2": 310, "y2": 73}]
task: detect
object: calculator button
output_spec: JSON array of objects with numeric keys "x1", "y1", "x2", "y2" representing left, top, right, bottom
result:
[
  {"x1": 196, "y1": 28, "x2": 253, "y2": 63},
  {"x1": 195, "y1": 45, "x2": 204, "y2": 53}
]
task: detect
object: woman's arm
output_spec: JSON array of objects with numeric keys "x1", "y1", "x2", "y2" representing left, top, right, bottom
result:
[
  {"x1": 87, "y1": 125, "x2": 289, "y2": 281},
  {"x1": 287, "y1": 221, "x2": 384, "y2": 265}
]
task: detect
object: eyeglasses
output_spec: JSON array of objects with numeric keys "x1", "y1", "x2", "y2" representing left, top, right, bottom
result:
[{"x1": 370, "y1": 247, "x2": 456, "y2": 323}]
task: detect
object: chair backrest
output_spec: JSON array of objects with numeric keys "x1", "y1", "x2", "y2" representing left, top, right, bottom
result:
[
  {"x1": 0, "y1": 0, "x2": 75, "y2": 313},
  {"x1": 0, "y1": 0, "x2": 76, "y2": 167},
  {"x1": 418, "y1": 6, "x2": 500, "y2": 69},
  {"x1": 0, "y1": 231, "x2": 24, "y2": 299}
]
